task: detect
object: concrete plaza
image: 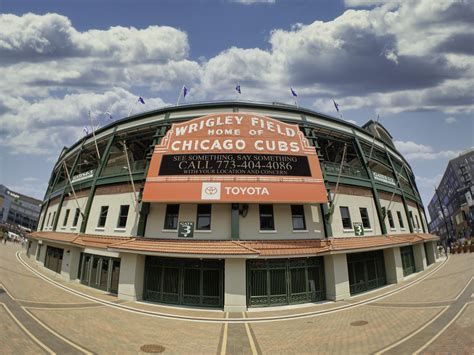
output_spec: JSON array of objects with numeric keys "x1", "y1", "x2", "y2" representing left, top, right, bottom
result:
[{"x1": 0, "y1": 242, "x2": 472, "y2": 354}]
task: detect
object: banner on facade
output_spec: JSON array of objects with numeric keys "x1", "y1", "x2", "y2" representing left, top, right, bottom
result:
[{"x1": 143, "y1": 113, "x2": 327, "y2": 203}]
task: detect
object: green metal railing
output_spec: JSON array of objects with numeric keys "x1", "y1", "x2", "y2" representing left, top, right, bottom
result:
[
  {"x1": 101, "y1": 159, "x2": 147, "y2": 177},
  {"x1": 323, "y1": 161, "x2": 368, "y2": 179}
]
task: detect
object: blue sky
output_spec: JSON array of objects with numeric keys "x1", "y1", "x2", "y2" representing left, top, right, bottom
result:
[{"x1": 0, "y1": 0, "x2": 473, "y2": 218}]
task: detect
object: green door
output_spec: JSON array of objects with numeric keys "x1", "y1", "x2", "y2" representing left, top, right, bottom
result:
[
  {"x1": 144, "y1": 257, "x2": 224, "y2": 308},
  {"x1": 347, "y1": 250, "x2": 386, "y2": 295},
  {"x1": 400, "y1": 246, "x2": 416, "y2": 276},
  {"x1": 247, "y1": 257, "x2": 325, "y2": 307}
]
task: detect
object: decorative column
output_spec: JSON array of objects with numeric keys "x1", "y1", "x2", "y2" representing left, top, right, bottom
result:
[
  {"x1": 324, "y1": 253, "x2": 351, "y2": 301},
  {"x1": 413, "y1": 243, "x2": 427, "y2": 272},
  {"x1": 224, "y1": 259, "x2": 247, "y2": 311},
  {"x1": 383, "y1": 247, "x2": 404, "y2": 284},
  {"x1": 117, "y1": 253, "x2": 145, "y2": 301}
]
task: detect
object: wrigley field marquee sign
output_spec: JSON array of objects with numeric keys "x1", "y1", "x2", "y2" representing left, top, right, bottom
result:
[{"x1": 143, "y1": 113, "x2": 327, "y2": 203}]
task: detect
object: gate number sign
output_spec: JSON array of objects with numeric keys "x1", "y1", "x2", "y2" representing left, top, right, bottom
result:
[
  {"x1": 178, "y1": 221, "x2": 194, "y2": 238},
  {"x1": 353, "y1": 222, "x2": 364, "y2": 236}
]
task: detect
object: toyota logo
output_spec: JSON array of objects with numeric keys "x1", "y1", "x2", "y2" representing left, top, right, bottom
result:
[{"x1": 205, "y1": 186, "x2": 218, "y2": 195}]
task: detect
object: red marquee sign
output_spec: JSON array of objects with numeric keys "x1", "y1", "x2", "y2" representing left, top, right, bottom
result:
[{"x1": 142, "y1": 112, "x2": 327, "y2": 203}]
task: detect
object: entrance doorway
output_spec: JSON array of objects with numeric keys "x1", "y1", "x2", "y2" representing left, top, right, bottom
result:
[
  {"x1": 144, "y1": 257, "x2": 224, "y2": 308},
  {"x1": 44, "y1": 246, "x2": 64, "y2": 273},
  {"x1": 400, "y1": 246, "x2": 416, "y2": 276},
  {"x1": 347, "y1": 250, "x2": 386, "y2": 295},
  {"x1": 247, "y1": 257, "x2": 325, "y2": 307},
  {"x1": 79, "y1": 253, "x2": 121, "y2": 294}
]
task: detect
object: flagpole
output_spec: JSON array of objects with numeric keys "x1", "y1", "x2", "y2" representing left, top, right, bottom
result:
[
  {"x1": 62, "y1": 161, "x2": 84, "y2": 217},
  {"x1": 328, "y1": 143, "x2": 347, "y2": 222},
  {"x1": 88, "y1": 110, "x2": 101, "y2": 160},
  {"x1": 121, "y1": 141, "x2": 139, "y2": 210},
  {"x1": 128, "y1": 100, "x2": 138, "y2": 117},
  {"x1": 176, "y1": 85, "x2": 184, "y2": 106},
  {"x1": 368, "y1": 114, "x2": 380, "y2": 160}
]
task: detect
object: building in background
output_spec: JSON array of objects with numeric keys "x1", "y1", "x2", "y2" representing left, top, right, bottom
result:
[
  {"x1": 26, "y1": 101, "x2": 438, "y2": 311},
  {"x1": 428, "y1": 149, "x2": 474, "y2": 243},
  {"x1": 0, "y1": 184, "x2": 42, "y2": 231}
]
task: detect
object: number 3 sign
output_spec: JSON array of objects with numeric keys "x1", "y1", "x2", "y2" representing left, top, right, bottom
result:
[{"x1": 178, "y1": 221, "x2": 194, "y2": 238}]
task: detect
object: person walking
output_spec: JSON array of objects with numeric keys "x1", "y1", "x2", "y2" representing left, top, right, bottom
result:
[{"x1": 3, "y1": 230, "x2": 8, "y2": 244}]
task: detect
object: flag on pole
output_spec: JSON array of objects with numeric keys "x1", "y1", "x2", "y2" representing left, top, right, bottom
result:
[
  {"x1": 83, "y1": 126, "x2": 89, "y2": 135},
  {"x1": 104, "y1": 111, "x2": 113, "y2": 120},
  {"x1": 290, "y1": 87, "x2": 298, "y2": 97},
  {"x1": 333, "y1": 99, "x2": 340, "y2": 113},
  {"x1": 183, "y1": 86, "x2": 188, "y2": 98},
  {"x1": 138, "y1": 96, "x2": 145, "y2": 104},
  {"x1": 236, "y1": 83, "x2": 241, "y2": 94}
]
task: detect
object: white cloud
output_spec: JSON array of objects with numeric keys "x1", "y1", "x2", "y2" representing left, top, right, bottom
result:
[
  {"x1": 0, "y1": 88, "x2": 168, "y2": 155},
  {"x1": 0, "y1": 13, "x2": 189, "y2": 63},
  {"x1": 445, "y1": 116, "x2": 457, "y2": 124},
  {"x1": 394, "y1": 140, "x2": 467, "y2": 161},
  {"x1": 1, "y1": 3, "x2": 473, "y2": 157}
]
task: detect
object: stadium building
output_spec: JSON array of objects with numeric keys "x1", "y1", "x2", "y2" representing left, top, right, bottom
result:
[{"x1": 27, "y1": 101, "x2": 439, "y2": 311}]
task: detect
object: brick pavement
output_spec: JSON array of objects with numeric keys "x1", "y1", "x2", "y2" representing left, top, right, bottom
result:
[
  {"x1": 0, "y1": 242, "x2": 473, "y2": 354},
  {"x1": 421, "y1": 303, "x2": 474, "y2": 354}
]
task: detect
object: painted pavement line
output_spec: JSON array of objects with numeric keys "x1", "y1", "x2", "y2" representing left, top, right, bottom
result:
[
  {"x1": 1, "y1": 281, "x2": 94, "y2": 355},
  {"x1": 22, "y1": 306, "x2": 93, "y2": 355},
  {"x1": 367, "y1": 304, "x2": 449, "y2": 310},
  {"x1": 22, "y1": 305, "x2": 108, "y2": 311},
  {"x1": 16, "y1": 250, "x2": 452, "y2": 324},
  {"x1": 454, "y1": 276, "x2": 474, "y2": 300},
  {"x1": 0, "y1": 302, "x2": 54, "y2": 355},
  {"x1": 220, "y1": 312, "x2": 229, "y2": 355},
  {"x1": 374, "y1": 306, "x2": 449, "y2": 355},
  {"x1": 242, "y1": 312, "x2": 258, "y2": 355},
  {"x1": 413, "y1": 301, "x2": 472, "y2": 354}
]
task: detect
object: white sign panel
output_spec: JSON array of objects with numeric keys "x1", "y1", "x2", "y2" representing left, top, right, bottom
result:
[{"x1": 372, "y1": 172, "x2": 397, "y2": 186}]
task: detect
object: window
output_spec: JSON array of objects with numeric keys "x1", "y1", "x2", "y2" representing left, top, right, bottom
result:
[
  {"x1": 359, "y1": 207, "x2": 371, "y2": 229},
  {"x1": 46, "y1": 213, "x2": 51, "y2": 227},
  {"x1": 259, "y1": 204, "x2": 275, "y2": 230},
  {"x1": 98, "y1": 206, "x2": 109, "y2": 228},
  {"x1": 340, "y1": 206, "x2": 352, "y2": 229},
  {"x1": 63, "y1": 209, "x2": 70, "y2": 227},
  {"x1": 409, "y1": 211, "x2": 414, "y2": 229},
  {"x1": 164, "y1": 204, "x2": 179, "y2": 230},
  {"x1": 72, "y1": 208, "x2": 80, "y2": 227},
  {"x1": 415, "y1": 215, "x2": 420, "y2": 230},
  {"x1": 196, "y1": 204, "x2": 211, "y2": 230},
  {"x1": 117, "y1": 205, "x2": 130, "y2": 228},
  {"x1": 387, "y1": 210, "x2": 395, "y2": 229},
  {"x1": 291, "y1": 205, "x2": 306, "y2": 230},
  {"x1": 51, "y1": 212, "x2": 56, "y2": 227},
  {"x1": 397, "y1": 211, "x2": 405, "y2": 229}
]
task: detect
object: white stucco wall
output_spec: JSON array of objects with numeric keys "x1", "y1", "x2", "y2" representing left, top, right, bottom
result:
[
  {"x1": 330, "y1": 193, "x2": 381, "y2": 237},
  {"x1": 85, "y1": 192, "x2": 139, "y2": 236},
  {"x1": 37, "y1": 211, "x2": 46, "y2": 231},
  {"x1": 144, "y1": 203, "x2": 232, "y2": 240},
  {"x1": 56, "y1": 197, "x2": 88, "y2": 233},
  {"x1": 239, "y1": 204, "x2": 324, "y2": 240},
  {"x1": 42, "y1": 203, "x2": 60, "y2": 231},
  {"x1": 407, "y1": 204, "x2": 423, "y2": 232},
  {"x1": 379, "y1": 199, "x2": 409, "y2": 235}
]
